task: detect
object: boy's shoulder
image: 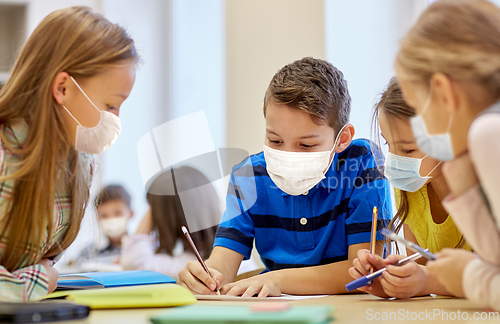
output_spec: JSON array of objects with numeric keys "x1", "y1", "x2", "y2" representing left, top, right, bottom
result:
[
  {"x1": 334, "y1": 138, "x2": 380, "y2": 172},
  {"x1": 231, "y1": 151, "x2": 267, "y2": 174},
  {"x1": 339, "y1": 138, "x2": 374, "y2": 159}
]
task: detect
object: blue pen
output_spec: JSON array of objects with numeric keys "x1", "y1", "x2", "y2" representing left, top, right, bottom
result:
[{"x1": 346, "y1": 251, "x2": 424, "y2": 292}]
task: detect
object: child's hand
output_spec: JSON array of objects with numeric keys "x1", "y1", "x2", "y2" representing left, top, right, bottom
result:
[
  {"x1": 38, "y1": 259, "x2": 58, "y2": 293},
  {"x1": 221, "y1": 272, "x2": 281, "y2": 298},
  {"x1": 178, "y1": 260, "x2": 224, "y2": 295},
  {"x1": 442, "y1": 154, "x2": 478, "y2": 197},
  {"x1": 426, "y1": 248, "x2": 477, "y2": 297},
  {"x1": 349, "y1": 249, "x2": 389, "y2": 298},
  {"x1": 379, "y1": 254, "x2": 426, "y2": 299}
]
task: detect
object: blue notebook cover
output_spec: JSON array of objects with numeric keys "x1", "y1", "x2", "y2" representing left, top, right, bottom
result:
[{"x1": 56, "y1": 270, "x2": 175, "y2": 290}]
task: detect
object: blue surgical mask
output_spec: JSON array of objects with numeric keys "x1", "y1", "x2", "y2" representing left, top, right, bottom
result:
[
  {"x1": 409, "y1": 88, "x2": 455, "y2": 161},
  {"x1": 384, "y1": 152, "x2": 441, "y2": 192}
]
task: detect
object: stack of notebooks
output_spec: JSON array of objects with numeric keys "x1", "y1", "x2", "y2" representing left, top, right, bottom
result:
[{"x1": 44, "y1": 270, "x2": 197, "y2": 309}]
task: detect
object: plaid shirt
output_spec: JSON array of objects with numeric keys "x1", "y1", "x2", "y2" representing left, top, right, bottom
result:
[{"x1": 0, "y1": 120, "x2": 93, "y2": 301}]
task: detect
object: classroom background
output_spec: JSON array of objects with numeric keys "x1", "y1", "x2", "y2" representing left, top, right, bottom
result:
[{"x1": 1, "y1": 0, "x2": 492, "y2": 270}]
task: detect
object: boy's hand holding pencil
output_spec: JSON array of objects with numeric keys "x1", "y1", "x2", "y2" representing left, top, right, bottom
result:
[
  {"x1": 178, "y1": 260, "x2": 224, "y2": 295},
  {"x1": 178, "y1": 226, "x2": 223, "y2": 295}
]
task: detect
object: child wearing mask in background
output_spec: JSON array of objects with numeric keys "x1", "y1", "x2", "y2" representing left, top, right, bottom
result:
[
  {"x1": 178, "y1": 57, "x2": 393, "y2": 297},
  {"x1": 76, "y1": 185, "x2": 133, "y2": 267},
  {"x1": 0, "y1": 7, "x2": 138, "y2": 301},
  {"x1": 350, "y1": 78, "x2": 470, "y2": 299},
  {"x1": 395, "y1": 0, "x2": 500, "y2": 310}
]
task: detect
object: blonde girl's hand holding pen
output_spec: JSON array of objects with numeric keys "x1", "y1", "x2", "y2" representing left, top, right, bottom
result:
[{"x1": 426, "y1": 248, "x2": 477, "y2": 298}]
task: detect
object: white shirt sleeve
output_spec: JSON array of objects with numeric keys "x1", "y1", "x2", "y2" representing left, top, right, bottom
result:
[
  {"x1": 120, "y1": 234, "x2": 195, "y2": 280},
  {"x1": 463, "y1": 258, "x2": 500, "y2": 311}
]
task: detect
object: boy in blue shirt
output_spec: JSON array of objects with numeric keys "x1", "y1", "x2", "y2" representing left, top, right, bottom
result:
[{"x1": 178, "y1": 57, "x2": 392, "y2": 296}]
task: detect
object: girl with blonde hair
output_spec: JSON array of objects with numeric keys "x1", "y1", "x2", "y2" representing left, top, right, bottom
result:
[
  {"x1": 0, "y1": 6, "x2": 138, "y2": 301},
  {"x1": 395, "y1": 0, "x2": 500, "y2": 309}
]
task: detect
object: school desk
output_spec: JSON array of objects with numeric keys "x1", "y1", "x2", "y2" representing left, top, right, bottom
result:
[{"x1": 52, "y1": 294, "x2": 496, "y2": 324}]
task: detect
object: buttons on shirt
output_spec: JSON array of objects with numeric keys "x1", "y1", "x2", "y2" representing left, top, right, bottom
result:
[
  {"x1": 300, "y1": 217, "x2": 308, "y2": 225},
  {"x1": 303, "y1": 190, "x2": 309, "y2": 195}
]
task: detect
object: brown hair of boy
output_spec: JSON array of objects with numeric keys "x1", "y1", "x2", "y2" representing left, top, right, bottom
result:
[{"x1": 263, "y1": 57, "x2": 351, "y2": 136}]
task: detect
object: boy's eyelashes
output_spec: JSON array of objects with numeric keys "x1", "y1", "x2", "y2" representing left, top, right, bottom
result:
[
  {"x1": 268, "y1": 139, "x2": 282, "y2": 145},
  {"x1": 267, "y1": 138, "x2": 318, "y2": 149}
]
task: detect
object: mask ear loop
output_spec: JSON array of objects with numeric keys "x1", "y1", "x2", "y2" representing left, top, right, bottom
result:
[
  {"x1": 70, "y1": 76, "x2": 102, "y2": 113},
  {"x1": 326, "y1": 124, "x2": 349, "y2": 169},
  {"x1": 424, "y1": 159, "x2": 443, "y2": 178},
  {"x1": 62, "y1": 105, "x2": 82, "y2": 126},
  {"x1": 330, "y1": 124, "x2": 348, "y2": 154}
]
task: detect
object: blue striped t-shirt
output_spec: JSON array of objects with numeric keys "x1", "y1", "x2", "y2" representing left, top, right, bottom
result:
[{"x1": 214, "y1": 139, "x2": 392, "y2": 272}]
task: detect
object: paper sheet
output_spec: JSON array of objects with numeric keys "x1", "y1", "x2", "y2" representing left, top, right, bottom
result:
[{"x1": 195, "y1": 294, "x2": 328, "y2": 301}]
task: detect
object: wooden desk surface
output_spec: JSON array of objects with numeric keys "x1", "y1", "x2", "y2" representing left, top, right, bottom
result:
[{"x1": 55, "y1": 294, "x2": 497, "y2": 323}]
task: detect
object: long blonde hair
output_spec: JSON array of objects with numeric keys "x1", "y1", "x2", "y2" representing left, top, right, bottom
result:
[
  {"x1": 0, "y1": 6, "x2": 138, "y2": 271},
  {"x1": 396, "y1": 0, "x2": 500, "y2": 99}
]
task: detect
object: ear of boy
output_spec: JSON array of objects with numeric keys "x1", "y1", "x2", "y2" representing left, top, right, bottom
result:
[{"x1": 334, "y1": 124, "x2": 355, "y2": 154}]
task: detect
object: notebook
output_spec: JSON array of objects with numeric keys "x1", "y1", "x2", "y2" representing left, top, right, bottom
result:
[
  {"x1": 151, "y1": 305, "x2": 334, "y2": 324},
  {"x1": 56, "y1": 270, "x2": 175, "y2": 290},
  {"x1": 44, "y1": 284, "x2": 197, "y2": 309}
]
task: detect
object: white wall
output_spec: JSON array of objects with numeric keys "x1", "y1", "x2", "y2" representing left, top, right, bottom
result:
[
  {"x1": 100, "y1": 0, "x2": 227, "y2": 229},
  {"x1": 170, "y1": 0, "x2": 226, "y2": 148},
  {"x1": 225, "y1": 0, "x2": 325, "y2": 156},
  {"x1": 99, "y1": 0, "x2": 168, "y2": 229},
  {"x1": 324, "y1": 0, "x2": 428, "y2": 141}
]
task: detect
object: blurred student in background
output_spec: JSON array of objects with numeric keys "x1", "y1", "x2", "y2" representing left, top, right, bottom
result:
[
  {"x1": 76, "y1": 185, "x2": 133, "y2": 267},
  {"x1": 121, "y1": 167, "x2": 221, "y2": 279}
]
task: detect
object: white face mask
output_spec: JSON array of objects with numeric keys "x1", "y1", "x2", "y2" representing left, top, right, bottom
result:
[
  {"x1": 62, "y1": 76, "x2": 121, "y2": 155},
  {"x1": 263, "y1": 125, "x2": 346, "y2": 196},
  {"x1": 409, "y1": 88, "x2": 455, "y2": 161},
  {"x1": 99, "y1": 216, "x2": 128, "y2": 238},
  {"x1": 384, "y1": 152, "x2": 441, "y2": 193}
]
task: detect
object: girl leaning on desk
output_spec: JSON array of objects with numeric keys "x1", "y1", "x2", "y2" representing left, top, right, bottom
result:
[{"x1": 0, "y1": 6, "x2": 138, "y2": 302}]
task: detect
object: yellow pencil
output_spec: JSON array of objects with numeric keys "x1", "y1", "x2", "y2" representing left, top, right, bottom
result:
[{"x1": 370, "y1": 207, "x2": 378, "y2": 275}]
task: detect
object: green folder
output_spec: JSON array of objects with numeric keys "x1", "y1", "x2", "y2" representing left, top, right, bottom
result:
[{"x1": 151, "y1": 305, "x2": 334, "y2": 324}]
